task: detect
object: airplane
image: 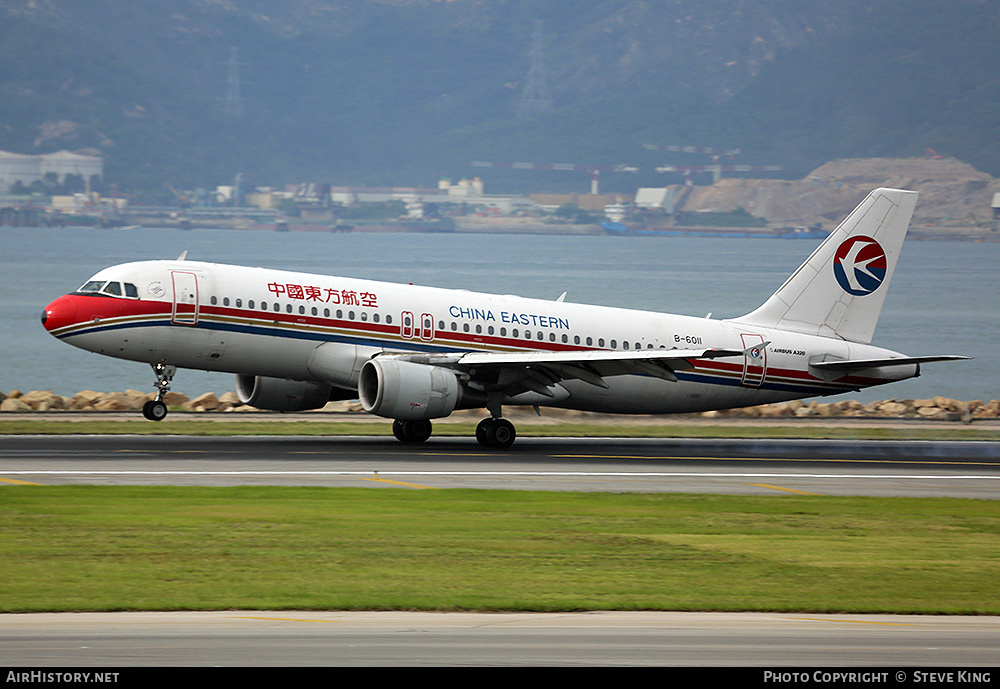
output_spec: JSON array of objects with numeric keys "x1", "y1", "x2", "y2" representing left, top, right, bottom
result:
[{"x1": 41, "y1": 187, "x2": 967, "y2": 448}]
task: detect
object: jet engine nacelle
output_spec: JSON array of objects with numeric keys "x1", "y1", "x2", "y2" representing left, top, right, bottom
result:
[
  {"x1": 236, "y1": 374, "x2": 341, "y2": 412},
  {"x1": 307, "y1": 342, "x2": 378, "y2": 388},
  {"x1": 358, "y1": 357, "x2": 466, "y2": 420}
]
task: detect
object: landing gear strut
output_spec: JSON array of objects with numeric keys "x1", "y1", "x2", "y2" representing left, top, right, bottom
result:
[{"x1": 142, "y1": 362, "x2": 176, "y2": 422}]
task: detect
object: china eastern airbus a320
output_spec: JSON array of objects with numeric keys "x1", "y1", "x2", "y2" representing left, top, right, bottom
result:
[{"x1": 41, "y1": 188, "x2": 966, "y2": 448}]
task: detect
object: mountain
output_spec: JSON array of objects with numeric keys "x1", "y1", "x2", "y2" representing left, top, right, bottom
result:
[{"x1": 1, "y1": 0, "x2": 998, "y2": 195}]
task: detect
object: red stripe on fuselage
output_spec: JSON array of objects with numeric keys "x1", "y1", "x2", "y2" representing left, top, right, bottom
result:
[{"x1": 46, "y1": 295, "x2": 874, "y2": 391}]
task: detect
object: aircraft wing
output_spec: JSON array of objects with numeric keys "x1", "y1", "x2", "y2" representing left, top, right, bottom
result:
[{"x1": 388, "y1": 347, "x2": 751, "y2": 399}]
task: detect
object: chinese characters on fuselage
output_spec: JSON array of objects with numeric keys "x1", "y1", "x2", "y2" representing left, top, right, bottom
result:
[{"x1": 268, "y1": 282, "x2": 378, "y2": 308}]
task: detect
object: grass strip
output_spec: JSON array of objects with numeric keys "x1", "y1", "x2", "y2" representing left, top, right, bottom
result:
[
  {"x1": 2, "y1": 486, "x2": 999, "y2": 614},
  {"x1": 2, "y1": 417, "x2": 999, "y2": 441}
]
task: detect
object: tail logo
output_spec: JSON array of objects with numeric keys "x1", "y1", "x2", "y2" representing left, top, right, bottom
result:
[{"x1": 833, "y1": 235, "x2": 887, "y2": 296}]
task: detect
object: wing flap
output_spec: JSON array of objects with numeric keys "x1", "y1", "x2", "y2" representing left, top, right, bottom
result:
[
  {"x1": 381, "y1": 346, "x2": 754, "y2": 402},
  {"x1": 457, "y1": 347, "x2": 745, "y2": 368},
  {"x1": 457, "y1": 347, "x2": 748, "y2": 393}
]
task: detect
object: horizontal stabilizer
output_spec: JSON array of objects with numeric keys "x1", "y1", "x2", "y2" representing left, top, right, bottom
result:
[{"x1": 810, "y1": 355, "x2": 970, "y2": 372}]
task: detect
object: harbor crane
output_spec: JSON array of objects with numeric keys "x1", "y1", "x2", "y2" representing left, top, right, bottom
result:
[
  {"x1": 642, "y1": 144, "x2": 741, "y2": 158},
  {"x1": 656, "y1": 164, "x2": 783, "y2": 184},
  {"x1": 644, "y1": 144, "x2": 780, "y2": 183},
  {"x1": 470, "y1": 161, "x2": 638, "y2": 194}
]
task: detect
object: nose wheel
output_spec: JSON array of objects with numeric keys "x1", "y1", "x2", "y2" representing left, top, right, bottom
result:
[
  {"x1": 142, "y1": 399, "x2": 168, "y2": 421},
  {"x1": 142, "y1": 362, "x2": 176, "y2": 422}
]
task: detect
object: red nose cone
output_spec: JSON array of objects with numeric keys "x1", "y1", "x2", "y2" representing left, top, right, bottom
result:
[{"x1": 41, "y1": 294, "x2": 79, "y2": 334}]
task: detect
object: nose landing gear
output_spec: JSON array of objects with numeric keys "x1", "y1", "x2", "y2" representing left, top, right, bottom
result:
[{"x1": 142, "y1": 362, "x2": 176, "y2": 422}]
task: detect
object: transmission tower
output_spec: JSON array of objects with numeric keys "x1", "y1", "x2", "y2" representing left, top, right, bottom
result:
[
  {"x1": 517, "y1": 20, "x2": 554, "y2": 119},
  {"x1": 223, "y1": 46, "x2": 244, "y2": 118}
]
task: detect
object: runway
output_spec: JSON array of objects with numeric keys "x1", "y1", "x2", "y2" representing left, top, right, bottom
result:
[
  {"x1": 2, "y1": 610, "x2": 999, "y2": 667},
  {"x1": 2, "y1": 435, "x2": 998, "y2": 498},
  {"x1": 3, "y1": 434, "x2": 999, "y2": 666}
]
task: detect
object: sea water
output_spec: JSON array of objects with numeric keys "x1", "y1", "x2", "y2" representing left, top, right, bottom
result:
[{"x1": 2, "y1": 225, "x2": 997, "y2": 403}]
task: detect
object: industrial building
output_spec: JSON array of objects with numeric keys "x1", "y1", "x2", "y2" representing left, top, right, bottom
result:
[{"x1": 0, "y1": 150, "x2": 103, "y2": 193}]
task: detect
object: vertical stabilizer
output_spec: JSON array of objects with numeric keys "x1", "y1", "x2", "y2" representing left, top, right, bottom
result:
[{"x1": 733, "y1": 187, "x2": 918, "y2": 344}]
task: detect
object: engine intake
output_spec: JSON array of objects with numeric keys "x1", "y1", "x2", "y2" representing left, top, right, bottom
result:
[
  {"x1": 358, "y1": 357, "x2": 467, "y2": 420},
  {"x1": 236, "y1": 374, "x2": 343, "y2": 412}
]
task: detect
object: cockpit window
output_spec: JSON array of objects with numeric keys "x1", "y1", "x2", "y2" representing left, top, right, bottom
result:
[
  {"x1": 76, "y1": 280, "x2": 139, "y2": 299},
  {"x1": 79, "y1": 280, "x2": 105, "y2": 293}
]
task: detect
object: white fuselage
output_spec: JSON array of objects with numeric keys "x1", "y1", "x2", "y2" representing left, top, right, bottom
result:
[{"x1": 45, "y1": 259, "x2": 916, "y2": 414}]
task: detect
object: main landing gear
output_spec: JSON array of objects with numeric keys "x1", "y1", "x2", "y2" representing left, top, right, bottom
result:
[
  {"x1": 391, "y1": 416, "x2": 517, "y2": 449},
  {"x1": 475, "y1": 417, "x2": 516, "y2": 449},
  {"x1": 142, "y1": 362, "x2": 176, "y2": 422},
  {"x1": 392, "y1": 419, "x2": 433, "y2": 444}
]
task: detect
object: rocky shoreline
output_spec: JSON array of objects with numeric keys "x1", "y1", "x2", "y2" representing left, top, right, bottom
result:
[{"x1": 2, "y1": 389, "x2": 998, "y2": 423}]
